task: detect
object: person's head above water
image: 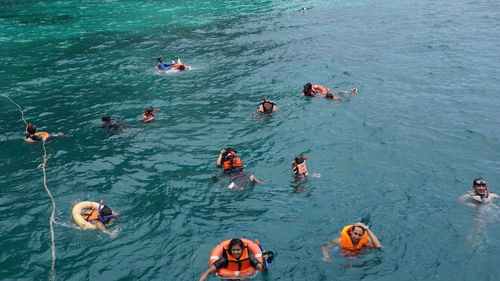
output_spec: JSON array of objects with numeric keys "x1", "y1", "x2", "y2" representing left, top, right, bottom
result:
[
  {"x1": 294, "y1": 155, "x2": 305, "y2": 164},
  {"x1": 157, "y1": 56, "x2": 163, "y2": 62},
  {"x1": 303, "y1": 83, "x2": 313, "y2": 94},
  {"x1": 473, "y1": 178, "x2": 489, "y2": 197},
  {"x1": 145, "y1": 107, "x2": 154, "y2": 114},
  {"x1": 349, "y1": 225, "x2": 366, "y2": 245},
  {"x1": 101, "y1": 114, "x2": 111, "y2": 122},
  {"x1": 228, "y1": 238, "x2": 244, "y2": 258},
  {"x1": 26, "y1": 123, "x2": 37, "y2": 134},
  {"x1": 178, "y1": 64, "x2": 186, "y2": 71},
  {"x1": 99, "y1": 205, "x2": 113, "y2": 224}
]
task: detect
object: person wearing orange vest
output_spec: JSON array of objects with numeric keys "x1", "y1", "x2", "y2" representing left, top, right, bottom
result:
[
  {"x1": 82, "y1": 200, "x2": 117, "y2": 238},
  {"x1": 292, "y1": 155, "x2": 309, "y2": 178},
  {"x1": 216, "y1": 148, "x2": 261, "y2": 191},
  {"x1": 302, "y1": 82, "x2": 330, "y2": 97},
  {"x1": 198, "y1": 238, "x2": 269, "y2": 281},
  {"x1": 24, "y1": 123, "x2": 65, "y2": 142},
  {"x1": 322, "y1": 222, "x2": 381, "y2": 261},
  {"x1": 303, "y1": 82, "x2": 359, "y2": 99}
]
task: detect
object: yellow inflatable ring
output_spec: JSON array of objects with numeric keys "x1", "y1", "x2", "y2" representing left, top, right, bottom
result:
[
  {"x1": 24, "y1": 132, "x2": 49, "y2": 143},
  {"x1": 72, "y1": 201, "x2": 100, "y2": 229}
]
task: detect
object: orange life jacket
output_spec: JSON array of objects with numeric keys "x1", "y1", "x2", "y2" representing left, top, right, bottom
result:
[
  {"x1": 222, "y1": 152, "x2": 244, "y2": 170},
  {"x1": 340, "y1": 225, "x2": 368, "y2": 250},
  {"x1": 83, "y1": 208, "x2": 100, "y2": 222},
  {"x1": 223, "y1": 243, "x2": 252, "y2": 271}
]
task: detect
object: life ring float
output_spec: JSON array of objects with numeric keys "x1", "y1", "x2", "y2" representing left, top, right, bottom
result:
[
  {"x1": 24, "y1": 132, "x2": 49, "y2": 143},
  {"x1": 171, "y1": 63, "x2": 191, "y2": 71},
  {"x1": 72, "y1": 201, "x2": 101, "y2": 229},
  {"x1": 209, "y1": 238, "x2": 263, "y2": 278}
]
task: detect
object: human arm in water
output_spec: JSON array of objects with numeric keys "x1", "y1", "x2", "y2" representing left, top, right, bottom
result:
[
  {"x1": 198, "y1": 254, "x2": 267, "y2": 281},
  {"x1": 321, "y1": 238, "x2": 339, "y2": 262},
  {"x1": 198, "y1": 264, "x2": 218, "y2": 281},
  {"x1": 92, "y1": 219, "x2": 117, "y2": 238},
  {"x1": 458, "y1": 193, "x2": 477, "y2": 208}
]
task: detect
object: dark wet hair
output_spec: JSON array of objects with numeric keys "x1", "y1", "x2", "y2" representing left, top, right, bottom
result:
[
  {"x1": 303, "y1": 83, "x2": 312, "y2": 94},
  {"x1": 473, "y1": 178, "x2": 486, "y2": 186},
  {"x1": 100, "y1": 205, "x2": 113, "y2": 224},
  {"x1": 156, "y1": 56, "x2": 162, "y2": 61},
  {"x1": 294, "y1": 155, "x2": 304, "y2": 164},
  {"x1": 351, "y1": 225, "x2": 365, "y2": 234},
  {"x1": 229, "y1": 238, "x2": 244, "y2": 250},
  {"x1": 178, "y1": 64, "x2": 186, "y2": 71},
  {"x1": 101, "y1": 114, "x2": 111, "y2": 122},
  {"x1": 325, "y1": 92, "x2": 334, "y2": 99},
  {"x1": 145, "y1": 107, "x2": 154, "y2": 113},
  {"x1": 27, "y1": 123, "x2": 37, "y2": 134}
]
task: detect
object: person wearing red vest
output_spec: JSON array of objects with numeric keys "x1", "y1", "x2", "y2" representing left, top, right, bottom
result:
[{"x1": 322, "y1": 222, "x2": 381, "y2": 261}]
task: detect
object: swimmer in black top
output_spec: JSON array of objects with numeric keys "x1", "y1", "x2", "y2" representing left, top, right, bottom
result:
[{"x1": 256, "y1": 96, "x2": 279, "y2": 114}]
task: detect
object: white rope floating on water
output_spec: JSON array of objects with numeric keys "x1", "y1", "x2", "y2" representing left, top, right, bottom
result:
[{"x1": 2, "y1": 94, "x2": 57, "y2": 280}]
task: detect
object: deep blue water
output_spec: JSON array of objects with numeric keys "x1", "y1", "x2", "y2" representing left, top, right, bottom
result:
[{"x1": 1, "y1": 0, "x2": 500, "y2": 280}]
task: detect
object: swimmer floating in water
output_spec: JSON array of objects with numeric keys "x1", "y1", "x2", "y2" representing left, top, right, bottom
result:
[
  {"x1": 322, "y1": 222, "x2": 381, "y2": 261},
  {"x1": 155, "y1": 56, "x2": 175, "y2": 71},
  {"x1": 256, "y1": 96, "x2": 279, "y2": 114},
  {"x1": 24, "y1": 123, "x2": 65, "y2": 142},
  {"x1": 198, "y1": 238, "x2": 273, "y2": 281},
  {"x1": 292, "y1": 154, "x2": 309, "y2": 178},
  {"x1": 216, "y1": 147, "x2": 262, "y2": 191},
  {"x1": 303, "y1": 83, "x2": 358, "y2": 99},
  {"x1": 459, "y1": 178, "x2": 499, "y2": 208},
  {"x1": 140, "y1": 107, "x2": 160, "y2": 122},
  {"x1": 81, "y1": 200, "x2": 117, "y2": 238},
  {"x1": 100, "y1": 114, "x2": 128, "y2": 130}
]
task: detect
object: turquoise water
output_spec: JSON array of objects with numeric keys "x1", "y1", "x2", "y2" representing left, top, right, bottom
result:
[{"x1": 2, "y1": 0, "x2": 500, "y2": 280}]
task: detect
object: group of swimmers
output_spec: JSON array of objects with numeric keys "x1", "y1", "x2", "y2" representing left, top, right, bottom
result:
[{"x1": 19, "y1": 58, "x2": 498, "y2": 280}]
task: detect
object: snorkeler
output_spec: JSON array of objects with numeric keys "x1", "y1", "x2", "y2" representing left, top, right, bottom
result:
[
  {"x1": 292, "y1": 155, "x2": 309, "y2": 178},
  {"x1": 216, "y1": 148, "x2": 262, "y2": 191},
  {"x1": 81, "y1": 200, "x2": 117, "y2": 238},
  {"x1": 155, "y1": 56, "x2": 175, "y2": 71},
  {"x1": 256, "y1": 96, "x2": 279, "y2": 114},
  {"x1": 322, "y1": 222, "x2": 382, "y2": 261},
  {"x1": 24, "y1": 123, "x2": 64, "y2": 142},
  {"x1": 140, "y1": 107, "x2": 160, "y2": 122},
  {"x1": 302, "y1": 83, "x2": 331, "y2": 97},
  {"x1": 459, "y1": 178, "x2": 499, "y2": 207}
]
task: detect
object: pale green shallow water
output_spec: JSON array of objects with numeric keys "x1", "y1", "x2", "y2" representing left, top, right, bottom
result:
[{"x1": 1, "y1": 0, "x2": 500, "y2": 280}]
